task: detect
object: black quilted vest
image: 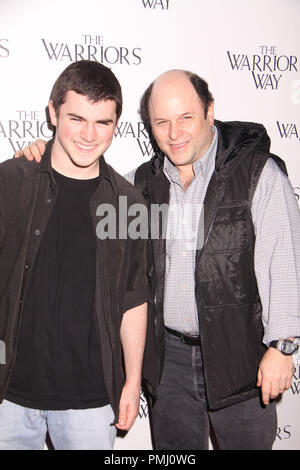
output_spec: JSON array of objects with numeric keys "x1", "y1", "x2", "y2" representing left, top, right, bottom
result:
[{"x1": 136, "y1": 120, "x2": 287, "y2": 409}]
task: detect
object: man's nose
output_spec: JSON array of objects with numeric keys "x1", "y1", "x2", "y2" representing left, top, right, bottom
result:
[
  {"x1": 80, "y1": 123, "x2": 97, "y2": 141},
  {"x1": 169, "y1": 122, "x2": 182, "y2": 140}
]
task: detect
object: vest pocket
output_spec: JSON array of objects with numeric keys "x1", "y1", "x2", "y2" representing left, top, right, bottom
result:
[{"x1": 208, "y1": 204, "x2": 250, "y2": 253}]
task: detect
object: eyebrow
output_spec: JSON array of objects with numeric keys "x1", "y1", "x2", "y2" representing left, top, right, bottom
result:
[
  {"x1": 153, "y1": 112, "x2": 193, "y2": 122},
  {"x1": 67, "y1": 113, "x2": 115, "y2": 124}
]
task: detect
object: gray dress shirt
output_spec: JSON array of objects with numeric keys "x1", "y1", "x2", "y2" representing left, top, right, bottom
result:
[{"x1": 125, "y1": 127, "x2": 300, "y2": 345}]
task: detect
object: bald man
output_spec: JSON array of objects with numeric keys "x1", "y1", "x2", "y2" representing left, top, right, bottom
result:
[
  {"x1": 134, "y1": 70, "x2": 300, "y2": 450},
  {"x1": 16, "y1": 70, "x2": 300, "y2": 450}
]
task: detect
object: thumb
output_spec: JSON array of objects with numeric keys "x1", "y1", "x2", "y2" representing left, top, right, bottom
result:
[{"x1": 118, "y1": 402, "x2": 127, "y2": 427}]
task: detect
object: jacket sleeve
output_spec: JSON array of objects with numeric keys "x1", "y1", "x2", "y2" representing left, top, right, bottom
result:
[
  {"x1": 0, "y1": 168, "x2": 7, "y2": 254},
  {"x1": 122, "y1": 204, "x2": 150, "y2": 313}
]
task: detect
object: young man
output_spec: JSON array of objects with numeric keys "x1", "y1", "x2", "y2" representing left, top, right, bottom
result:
[
  {"x1": 0, "y1": 60, "x2": 150, "y2": 450},
  {"x1": 16, "y1": 69, "x2": 300, "y2": 450}
]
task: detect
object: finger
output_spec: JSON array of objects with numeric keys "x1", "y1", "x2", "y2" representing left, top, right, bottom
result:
[
  {"x1": 116, "y1": 402, "x2": 128, "y2": 429},
  {"x1": 14, "y1": 150, "x2": 28, "y2": 159},
  {"x1": 124, "y1": 407, "x2": 137, "y2": 431},
  {"x1": 270, "y1": 377, "x2": 287, "y2": 399},
  {"x1": 256, "y1": 368, "x2": 262, "y2": 387},
  {"x1": 261, "y1": 379, "x2": 272, "y2": 405},
  {"x1": 286, "y1": 380, "x2": 292, "y2": 390},
  {"x1": 277, "y1": 373, "x2": 293, "y2": 395},
  {"x1": 36, "y1": 139, "x2": 46, "y2": 151},
  {"x1": 116, "y1": 405, "x2": 137, "y2": 431},
  {"x1": 25, "y1": 144, "x2": 42, "y2": 163},
  {"x1": 36, "y1": 139, "x2": 47, "y2": 161},
  {"x1": 279, "y1": 380, "x2": 291, "y2": 393}
]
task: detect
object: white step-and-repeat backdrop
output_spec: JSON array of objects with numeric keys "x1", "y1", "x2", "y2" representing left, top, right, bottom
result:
[{"x1": 0, "y1": 0, "x2": 299, "y2": 450}]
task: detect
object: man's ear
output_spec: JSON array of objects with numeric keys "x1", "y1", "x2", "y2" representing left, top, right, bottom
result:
[
  {"x1": 207, "y1": 102, "x2": 214, "y2": 126},
  {"x1": 48, "y1": 100, "x2": 58, "y2": 127}
]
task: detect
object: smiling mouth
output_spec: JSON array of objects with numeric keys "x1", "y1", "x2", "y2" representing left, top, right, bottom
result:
[
  {"x1": 169, "y1": 142, "x2": 188, "y2": 151},
  {"x1": 74, "y1": 141, "x2": 97, "y2": 152}
]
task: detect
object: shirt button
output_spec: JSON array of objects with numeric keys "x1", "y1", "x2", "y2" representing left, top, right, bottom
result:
[
  {"x1": 24, "y1": 264, "x2": 29, "y2": 270},
  {"x1": 182, "y1": 251, "x2": 186, "y2": 257},
  {"x1": 46, "y1": 198, "x2": 52, "y2": 204},
  {"x1": 34, "y1": 229, "x2": 41, "y2": 236},
  {"x1": 181, "y1": 283, "x2": 186, "y2": 291}
]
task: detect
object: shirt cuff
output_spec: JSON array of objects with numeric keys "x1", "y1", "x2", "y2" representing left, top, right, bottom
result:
[{"x1": 263, "y1": 318, "x2": 300, "y2": 346}]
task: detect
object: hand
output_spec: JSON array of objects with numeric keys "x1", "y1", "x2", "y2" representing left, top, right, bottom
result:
[
  {"x1": 257, "y1": 347, "x2": 294, "y2": 405},
  {"x1": 14, "y1": 139, "x2": 47, "y2": 162},
  {"x1": 115, "y1": 382, "x2": 140, "y2": 431}
]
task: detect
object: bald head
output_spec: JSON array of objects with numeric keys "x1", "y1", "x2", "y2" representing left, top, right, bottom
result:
[
  {"x1": 149, "y1": 72, "x2": 196, "y2": 120},
  {"x1": 140, "y1": 69, "x2": 214, "y2": 134},
  {"x1": 152, "y1": 70, "x2": 192, "y2": 90}
]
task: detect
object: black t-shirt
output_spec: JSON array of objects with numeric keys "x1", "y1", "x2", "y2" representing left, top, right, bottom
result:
[{"x1": 7, "y1": 169, "x2": 109, "y2": 409}]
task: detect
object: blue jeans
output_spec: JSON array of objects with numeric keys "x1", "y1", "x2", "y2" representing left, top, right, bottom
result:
[
  {"x1": 0, "y1": 400, "x2": 116, "y2": 450},
  {"x1": 151, "y1": 331, "x2": 277, "y2": 450}
]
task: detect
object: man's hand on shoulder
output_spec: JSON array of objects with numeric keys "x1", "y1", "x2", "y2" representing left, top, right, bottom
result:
[{"x1": 14, "y1": 139, "x2": 47, "y2": 162}]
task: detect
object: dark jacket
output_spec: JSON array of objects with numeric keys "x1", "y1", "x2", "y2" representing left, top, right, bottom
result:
[
  {"x1": 0, "y1": 140, "x2": 150, "y2": 420},
  {"x1": 135, "y1": 120, "x2": 287, "y2": 409}
]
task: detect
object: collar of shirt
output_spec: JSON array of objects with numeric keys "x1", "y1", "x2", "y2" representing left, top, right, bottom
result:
[{"x1": 163, "y1": 126, "x2": 218, "y2": 187}]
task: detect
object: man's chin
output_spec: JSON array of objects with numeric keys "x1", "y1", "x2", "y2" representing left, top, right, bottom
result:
[
  {"x1": 69, "y1": 155, "x2": 99, "y2": 169},
  {"x1": 168, "y1": 156, "x2": 194, "y2": 168}
]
